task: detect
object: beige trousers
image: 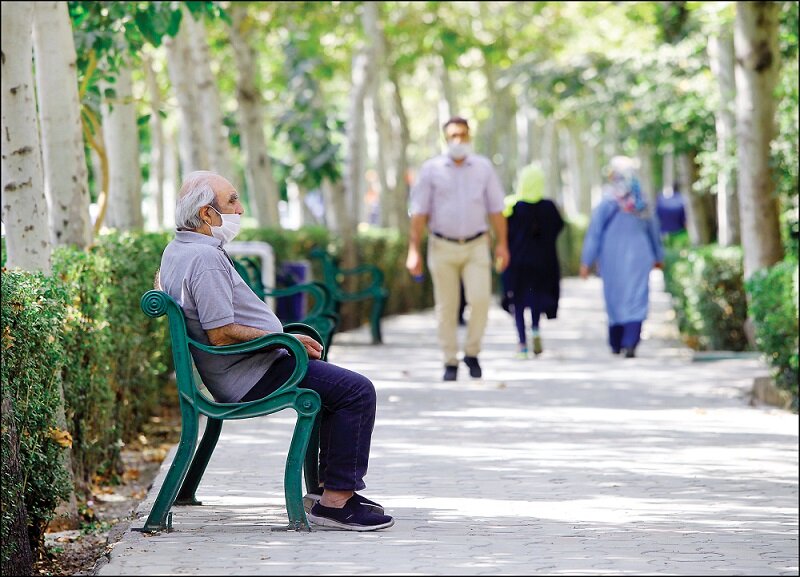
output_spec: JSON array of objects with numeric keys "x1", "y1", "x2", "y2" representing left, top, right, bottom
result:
[{"x1": 427, "y1": 234, "x2": 492, "y2": 366}]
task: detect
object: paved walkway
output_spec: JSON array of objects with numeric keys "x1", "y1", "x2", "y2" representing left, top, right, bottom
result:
[{"x1": 98, "y1": 273, "x2": 798, "y2": 576}]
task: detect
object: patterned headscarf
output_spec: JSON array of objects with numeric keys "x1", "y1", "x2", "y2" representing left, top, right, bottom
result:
[
  {"x1": 503, "y1": 163, "x2": 546, "y2": 217},
  {"x1": 604, "y1": 156, "x2": 647, "y2": 215}
]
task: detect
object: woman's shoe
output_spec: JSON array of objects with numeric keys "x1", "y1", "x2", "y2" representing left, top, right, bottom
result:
[
  {"x1": 532, "y1": 335, "x2": 543, "y2": 355},
  {"x1": 515, "y1": 346, "x2": 529, "y2": 359}
]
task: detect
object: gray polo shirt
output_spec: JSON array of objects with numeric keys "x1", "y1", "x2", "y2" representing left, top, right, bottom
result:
[
  {"x1": 409, "y1": 153, "x2": 506, "y2": 238},
  {"x1": 159, "y1": 231, "x2": 286, "y2": 403}
]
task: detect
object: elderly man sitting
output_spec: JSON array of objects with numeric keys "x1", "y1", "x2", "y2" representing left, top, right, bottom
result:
[{"x1": 157, "y1": 170, "x2": 393, "y2": 531}]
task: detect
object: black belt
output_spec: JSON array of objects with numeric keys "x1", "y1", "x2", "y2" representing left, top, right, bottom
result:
[{"x1": 432, "y1": 231, "x2": 486, "y2": 244}]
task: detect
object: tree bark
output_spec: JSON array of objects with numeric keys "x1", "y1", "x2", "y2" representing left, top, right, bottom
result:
[
  {"x1": 184, "y1": 10, "x2": 234, "y2": 183},
  {"x1": 143, "y1": 52, "x2": 165, "y2": 230},
  {"x1": 734, "y1": 1, "x2": 783, "y2": 279},
  {"x1": 101, "y1": 62, "x2": 142, "y2": 231},
  {"x1": 164, "y1": 17, "x2": 208, "y2": 175},
  {"x1": 32, "y1": 1, "x2": 92, "y2": 248},
  {"x1": 543, "y1": 119, "x2": 562, "y2": 208},
  {"x1": 709, "y1": 29, "x2": 740, "y2": 246},
  {"x1": 1, "y1": 397, "x2": 34, "y2": 577},
  {"x1": 1, "y1": 1, "x2": 52, "y2": 273},
  {"x1": 387, "y1": 67, "x2": 410, "y2": 235},
  {"x1": 678, "y1": 151, "x2": 714, "y2": 245},
  {"x1": 229, "y1": 3, "x2": 280, "y2": 228}
]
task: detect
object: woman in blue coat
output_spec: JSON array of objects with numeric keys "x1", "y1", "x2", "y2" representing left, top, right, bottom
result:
[{"x1": 580, "y1": 156, "x2": 664, "y2": 358}]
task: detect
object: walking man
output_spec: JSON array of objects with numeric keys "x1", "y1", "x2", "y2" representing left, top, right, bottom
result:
[{"x1": 406, "y1": 117, "x2": 509, "y2": 381}]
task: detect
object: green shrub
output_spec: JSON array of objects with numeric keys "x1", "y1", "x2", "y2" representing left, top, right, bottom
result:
[
  {"x1": 662, "y1": 245, "x2": 749, "y2": 351},
  {"x1": 51, "y1": 247, "x2": 117, "y2": 491},
  {"x1": 93, "y1": 231, "x2": 173, "y2": 443},
  {"x1": 1, "y1": 271, "x2": 72, "y2": 558},
  {"x1": 746, "y1": 260, "x2": 799, "y2": 398}
]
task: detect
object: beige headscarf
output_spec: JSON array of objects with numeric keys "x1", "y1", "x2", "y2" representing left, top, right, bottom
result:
[{"x1": 503, "y1": 163, "x2": 545, "y2": 217}]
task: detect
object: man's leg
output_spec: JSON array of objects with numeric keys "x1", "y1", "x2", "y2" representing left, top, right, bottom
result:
[
  {"x1": 428, "y1": 237, "x2": 463, "y2": 368},
  {"x1": 462, "y1": 237, "x2": 492, "y2": 359}
]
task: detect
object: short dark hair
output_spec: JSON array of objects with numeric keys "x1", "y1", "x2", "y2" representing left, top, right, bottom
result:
[{"x1": 442, "y1": 116, "x2": 469, "y2": 132}]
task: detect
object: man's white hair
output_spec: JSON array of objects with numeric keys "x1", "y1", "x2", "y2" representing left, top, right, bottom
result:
[{"x1": 175, "y1": 171, "x2": 218, "y2": 230}]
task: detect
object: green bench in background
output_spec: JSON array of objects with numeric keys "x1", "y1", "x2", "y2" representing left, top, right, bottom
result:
[
  {"x1": 232, "y1": 256, "x2": 339, "y2": 359},
  {"x1": 135, "y1": 290, "x2": 325, "y2": 532},
  {"x1": 308, "y1": 247, "x2": 389, "y2": 344}
]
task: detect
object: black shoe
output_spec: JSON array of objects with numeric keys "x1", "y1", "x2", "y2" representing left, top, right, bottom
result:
[
  {"x1": 463, "y1": 356, "x2": 482, "y2": 378},
  {"x1": 308, "y1": 495, "x2": 394, "y2": 531},
  {"x1": 623, "y1": 347, "x2": 636, "y2": 358},
  {"x1": 304, "y1": 487, "x2": 384, "y2": 514},
  {"x1": 611, "y1": 348, "x2": 621, "y2": 355},
  {"x1": 443, "y1": 365, "x2": 458, "y2": 381}
]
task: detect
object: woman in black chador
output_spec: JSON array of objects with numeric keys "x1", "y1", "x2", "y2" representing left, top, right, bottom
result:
[{"x1": 501, "y1": 163, "x2": 564, "y2": 358}]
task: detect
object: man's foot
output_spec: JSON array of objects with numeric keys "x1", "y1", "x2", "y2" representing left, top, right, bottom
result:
[
  {"x1": 463, "y1": 356, "x2": 482, "y2": 378},
  {"x1": 303, "y1": 487, "x2": 384, "y2": 514},
  {"x1": 443, "y1": 365, "x2": 458, "y2": 381},
  {"x1": 532, "y1": 334, "x2": 543, "y2": 355},
  {"x1": 308, "y1": 495, "x2": 394, "y2": 531}
]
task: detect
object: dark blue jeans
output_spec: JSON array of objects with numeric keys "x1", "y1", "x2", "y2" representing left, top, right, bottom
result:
[
  {"x1": 241, "y1": 355, "x2": 376, "y2": 492},
  {"x1": 608, "y1": 321, "x2": 642, "y2": 352}
]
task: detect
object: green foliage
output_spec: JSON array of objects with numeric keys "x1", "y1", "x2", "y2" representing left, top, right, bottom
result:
[
  {"x1": 273, "y1": 37, "x2": 345, "y2": 190},
  {"x1": 92, "y1": 231, "x2": 173, "y2": 442},
  {"x1": 745, "y1": 260, "x2": 799, "y2": 399},
  {"x1": 662, "y1": 245, "x2": 749, "y2": 351},
  {"x1": 51, "y1": 248, "x2": 117, "y2": 491},
  {"x1": 1, "y1": 272, "x2": 72, "y2": 556}
]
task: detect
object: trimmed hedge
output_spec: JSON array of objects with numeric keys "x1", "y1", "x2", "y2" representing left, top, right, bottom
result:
[
  {"x1": 746, "y1": 260, "x2": 799, "y2": 398},
  {"x1": 1, "y1": 272, "x2": 73, "y2": 562},
  {"x1": 662, "y1": 245, "x2": 749, "y2": 351}
]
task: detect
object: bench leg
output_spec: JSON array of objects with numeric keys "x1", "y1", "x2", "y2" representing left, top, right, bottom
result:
[
  {"x1": 285, "y1": 394, "x2": 321, "y2": 531},
  {"x1": 370, "y1": 294, "x2": 387, "y2": 344},
  {"x1": 135, "y1": 404, "x2": 199, "y2": 532},
  {"x1": 175, "y1": 417, "x2": 222, "y2": 505}
]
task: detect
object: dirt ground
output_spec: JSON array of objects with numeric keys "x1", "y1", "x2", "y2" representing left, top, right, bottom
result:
[{"x1": 35, "y1": 407, "x2": 181, "y2": 576}]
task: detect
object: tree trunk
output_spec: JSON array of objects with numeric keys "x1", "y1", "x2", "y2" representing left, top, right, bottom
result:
[
  {"x1": 228, "y1": 4, "x2": 280, "y2": 228},
  {"x1": 164, "y1": 19, "x2": 208, "y2": 175},
  {"x1": 543, "y1": 119, "x2": 562, "y2": 207},
  {"x1": 734, "y1": 1, "x2": 783, "y2": 279},
  {"x1": 1, "y1": 397, "x2": 34, "y2": 577},
  {"x1": 709, "y1": 29, "x2": 740, "y2": 246},
  {"x1": 32, "y1": 1, "x2": 92, "y2": 249},
  {"x1": 101, "y1": 63, "x2": 142, "y2": 231},
  {"x1": 143, "y1": 52, "x2": 165, "y2": 230},
  {"x1": 1, "y1": 1, "x2": 52, "y2": 273},
  {"x1": 387, "y1": 67, "x2": 410, "y2": 235},
  {"x1": 437, "y1": 54, "x2": 457, "y2": 130},
  {"x1": 678, "y1": 151, "x2": 714, "y2": 245},
  {"x1": 184, "y1": 10, "x2": 234, "y2": 183},
  {"x1": 344, "y1": 48, "x2": 370, "y2": 263},
  {"x1": 637, "y1": 145, "x2": 656, "y2": 206}
]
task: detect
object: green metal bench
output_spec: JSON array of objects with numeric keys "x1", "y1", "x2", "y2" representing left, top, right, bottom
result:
[
  {"x1": 232, "y1": 256, "x2": 339, "y2": 359},
  {"x1": 135, "y1": 290, "x2": 324, "y2": 533},
  {"x1": 308, "y1": 247, "x2": 389, "y2": 344}
]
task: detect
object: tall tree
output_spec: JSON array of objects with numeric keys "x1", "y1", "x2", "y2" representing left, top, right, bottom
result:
[
  {"x1": 100, "y1": 61, "x2": 142, "y2": 231},
  {"x1": 709, "y1": 24, "x2": 740, "y2": 246},
  {"x1": 32, "y1": 1, "x2": 92, "y2": 249},
  {"x1": 734, "y1": 1, "x2": 784, "y2": 279},
  {"x1": 228, "y1": 3, "x2": 280, "y2": 228},
  {"x1": 1, "y1": 1, "x2": 52, "y2": 273}
]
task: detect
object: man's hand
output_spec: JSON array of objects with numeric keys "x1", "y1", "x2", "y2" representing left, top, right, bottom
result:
[
  {"x1": 579, "y1": 264, "x2": 590, "y2": 279},
  {"x1": 494, "y1": 244, "x2": 510, "y2": 273},
  {"x1": 406, "y1": 249, "x2": 423, "y2": 278},
  {"x1": 295, "y1": 334, "x2": 323, "y2": 360}
]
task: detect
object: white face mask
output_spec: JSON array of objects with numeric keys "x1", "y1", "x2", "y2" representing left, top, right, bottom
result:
[
  {"x1": 447, "y1": 141, "x2": 471, "y2": 160},
  {"x1": 206, "y1": 206, "x2": 241, "y2": 245}
]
